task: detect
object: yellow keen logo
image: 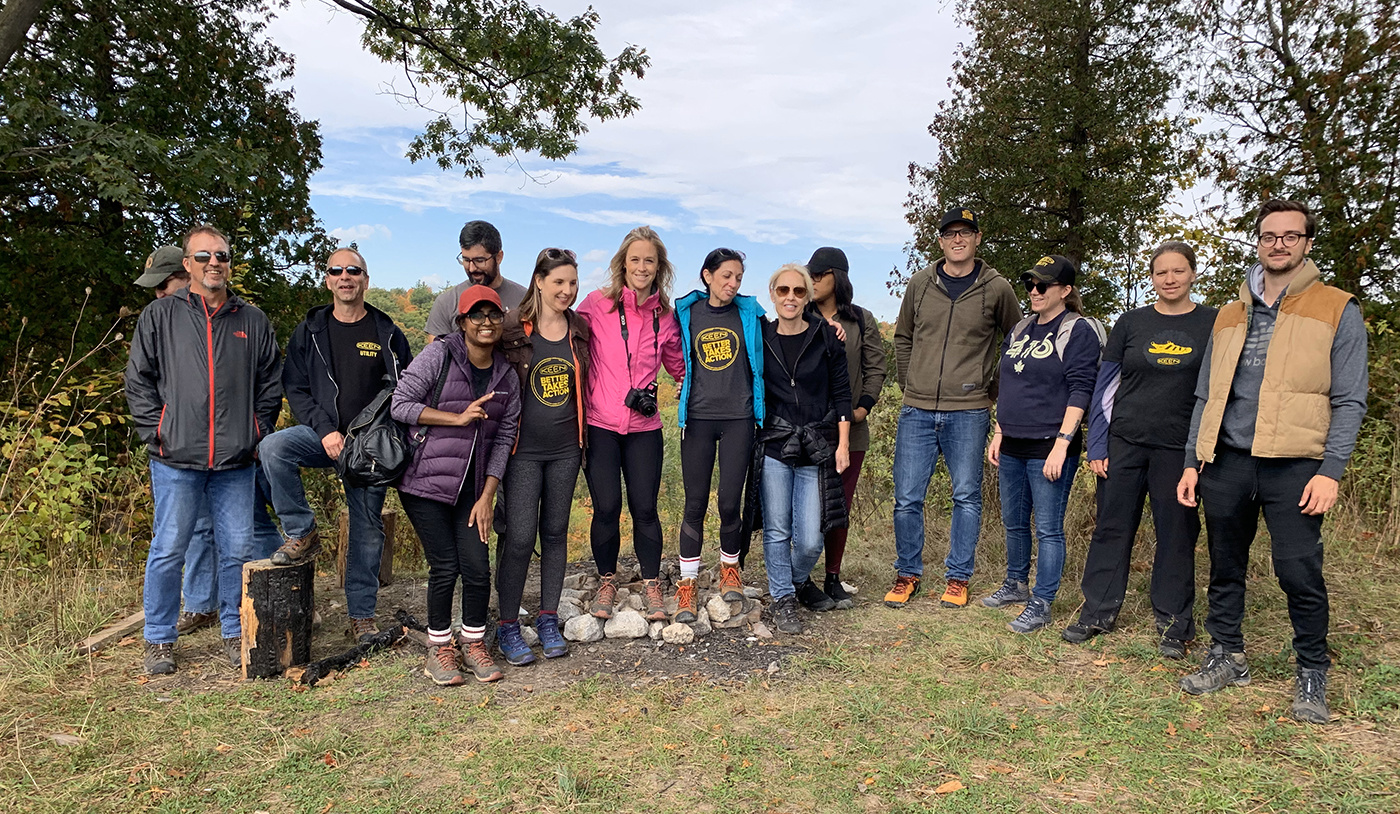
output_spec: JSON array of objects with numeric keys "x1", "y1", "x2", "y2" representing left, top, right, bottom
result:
[
  {"x1": 1148, "y1": 341, "x2": 1193, "y2": 355},
  {"x1": 1035, "y1": 256, "x2": 1054, "y2": 267},
  {"x1": 962, "y1": 209, "x2": 974, "y2": 221}
]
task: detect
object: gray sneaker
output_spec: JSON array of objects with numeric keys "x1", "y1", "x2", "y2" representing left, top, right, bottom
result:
[
  {"x1": 1008, "y1": 597, "x2": 1052, "y2": 633},
  {"x1": 223, "y1": 637, "x2": 242, "y2": 670},
  {"x1": 980, "y1": 579, "x2": 1030, "y2": 607},
  {"x1": 772, "y1": 595, "x2": 802, "y2": 634},
  {"x1": 143, "y1": 641, "x2": 176, "y2": 675},
  {"x1": 1179, "y1": 644, "x2": 1251, "y2": 695},
  {"x1": 1291, "y1": 668, "x2": 1330, "y2": 724},
  {"x1": 424, "y1": 643, "x2": 467, "y2": 686}
]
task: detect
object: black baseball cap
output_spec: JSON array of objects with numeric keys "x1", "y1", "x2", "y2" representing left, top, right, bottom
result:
[
  {"x1": 938, "y1": 207, "x2": 979, "y2": 233},
  {"x1": 1021, "y1": 255, "x2": 1077, "y2": 287},
  {"x1": 806, "y1": 247, "x2": 849, "y2": 276}
]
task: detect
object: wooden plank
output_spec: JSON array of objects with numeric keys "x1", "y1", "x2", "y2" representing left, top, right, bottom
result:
[
  {"x1": 74, "y1": 611, "x2": 145, "y2": 655},
  {"x1": 335, "y1": 508, "x2": 349, "y2": 588},
  {"x1": 336, "y1": 507, "x2": 397, "y2": 588},
  {"x1": 240, "y1": 558, "x2": 314, "y2": 679}
]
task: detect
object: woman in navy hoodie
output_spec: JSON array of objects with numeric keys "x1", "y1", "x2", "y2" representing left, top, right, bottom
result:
[
  {"x1": 671, "y1": 248, "x2": 765, "y2": 623},
  {"x1": 983, "y1": 256, "x2": 1101, "y2": 633}
]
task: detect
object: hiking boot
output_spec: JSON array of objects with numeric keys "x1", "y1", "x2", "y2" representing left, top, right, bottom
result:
[
  {"x1": 1062, "y1": 620, "x2": 1110, "y2": 644},
  {"x1": 223, "y1": 636, "x2": 243, "y2": 669},
  {"x1": 1008, "y1": 597, "x2": 1053, "y2": 633},
  {"x1": 535, "y1": 613, "x2": 568, "y2": 659},
  {"x1": 424, "y1": 643, "x2": 466, "y2": 686},
  {"x1": 796, "y1": 578, "x2": 836, "y2": 612},
  {"x1": 460, "y1": 639, "x2": 504, "y2": 683},
  {"x1": 143, "y1": 641, "x2": 176, "y2": 675},
  {"x1": 940, "y1": 579, "x2": 970, "y2": 608},
  {"x1": 176, "y1": 611, "x2": 217, "y2": 635},
  {"x1": 1159, "y1": 636, "x2": 1188, "y2": 660},
  {"x1": 980, "y1": 578, "x2": 1030, "y2": 608},
  {"x1": 348, "y1": 617, "x2": 379, "y2": 644},
  {"x1": 883, "y1": 575, "x2": 921, "y2": 608},
  {"x1": 772, "y1": 595, "x2": 802, "y2": 635},
  {"x1": 496, "y1": 621, "x2": 536, "y2": 667},
  {"x1": 643, "y1": 578, "x2": 668, "y2": 622},
  {"x1": 824, "y1": 573, "x2": 854, "y2": 610},
  {"x1": 270, "y1": 529, "x2": 321, "y2": 566},
  {"x1": 1179, "y1": 644, "x2": 1251, "y2": 695},
  {"x1": 590, "y1": 574, "x2": 618, "y2": 619},
  {"x1": 673, "y1": 578, "x2": 699, "y2": 623},
  {"x1": 719, "y1": 564, "x2": 745, "y2": 602},
  {"x1": 1291, "y1": 668, "x2": 1330, "y2": 724}
]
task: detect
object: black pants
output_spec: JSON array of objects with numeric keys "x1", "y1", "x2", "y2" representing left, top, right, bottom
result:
[
  {"x1": 584, "y1": 426, "x2": 664, "y2": 579},
  {"x1": 495, "y1": 452, "x2": 581, "y2": 620},
  {"x1": 400, "y1": 479, "x2": 491, "y2": 633},
  {"x1": 1200, "y1": 446, "x2": 1330, "y2": 670},
  {"x1": 1078, "y1": 436, "x2": 1200, "y2": 639},
  {"x1": 679, "y1": 419, "x2": 754, "y2": 562}
]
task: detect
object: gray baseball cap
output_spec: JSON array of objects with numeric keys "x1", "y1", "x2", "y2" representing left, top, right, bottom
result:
[{"x1": 134, "y1": 245, "x2": 185, "y2": 287}]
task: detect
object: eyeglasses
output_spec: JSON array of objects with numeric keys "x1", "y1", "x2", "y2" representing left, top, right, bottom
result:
[
  {"x1": 774, "y1": 285, "x2": 807, "y2": 298},
  {"x1": 327, "y1": 265, "x2": 365, "y2": 277},
  {"x1": 464, "y1": 310, "x2": 505, "y2": 325},
  {"x1": 544, "y1": 248, "x2": 577, "y2": 261},
  {"x1": 1258, "y1": 232, "x2": 1306, "y2": 248},
  {"x1": 807, "y1": 268, "x2": 832, "y2": 280},
  {"x1": 940, "y1": 228, "x2": 977, "y2": 240},
  {"x1": 186, "y1": 250, "x2": 231, "y2": 265},
  {"x1": 1023, "y1": 279, "x2": 1061, "y2": 294},
  {"x1": 458, "y1": 253, "x2": 496, "y2": 268}
]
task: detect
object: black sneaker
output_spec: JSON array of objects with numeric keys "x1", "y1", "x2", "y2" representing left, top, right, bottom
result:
[
  {"x1": 143, "y1": 641, "x2": 176, "y2": 675},
  {"x1": 795, "y1": 579, "x2": 836, "y2": 612},
  {"x1": 223, "y1": 637, "x2": 242, "y2": 670},
  {"x1": 823, "y1": 573, "x2": 854, "y2": 610},
  {"x1": 980, "y1": 579, "x2": 1030, "y2": 608},
  {"x1": 1008, "y1": 597, "x2": 1053, "y2": 633},
  {"x1": 1159, "y1": 636, "x2": 1188, "y2": 660},
  {"x1": 773, "y1": 595, "x2": 802, "y2": 634},
  {"x1": 1179, "y1": 644, "x2": 1250, "y2": 695},
  {"x1": 1291, "y1": 668, "x2": 1330, "y2": 724},
  {"x1": 1062, "y1": 620, "x2": 1110, "y2": 644}
]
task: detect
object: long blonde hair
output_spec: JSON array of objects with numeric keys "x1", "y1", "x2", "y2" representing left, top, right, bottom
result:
[{"x1": 603, "y1": 226, "x2": 675, "y2": 313}]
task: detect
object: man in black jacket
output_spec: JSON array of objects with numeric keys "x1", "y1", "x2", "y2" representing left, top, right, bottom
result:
[
  {"x1": 126, "y1": 225, "x2": 283, "y2": 675},
  {"x1": 259, "y1": 248, "x2": 413, "y2": 642}
]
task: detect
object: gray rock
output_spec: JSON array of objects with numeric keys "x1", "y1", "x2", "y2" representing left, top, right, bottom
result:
[
  {"x1": 625, "y1": 593, "x2": 645, "y2": 611},
  {"x1": 743, "y1": 599, "x2": 763, "y2": 624},
  {"x1": 559, "y1": 587, "x2": 589, "y2": 602},
  {"x1": 742, "y1": 586, "x2": 763, "y2": 599},
  {"x1": 563, "y1": 615, "x2": 604, "y2": 642},
  {"x1": 521, "y1": 624, "x2": 540, "y2": 646},
  {"x1": 603, "y1": 609, "x2": 649, "y2": 639},
  {"x1": 705, "y1": 594, "x2": 732, "y2": 623},
  {"x1": 661, "y1": 623, "x2": 695, "y2": 645},
  {"x1": 557, "y1": 597, "x2": 584, "y2": 623},
  {"x1": 751, "y1": 622, "x2": 773, "y2": 639},
  {"x1": 715, "y1": 615, "x2": 749, "y2": 629},
  {"x1": 691, "y1": 607, "x2": 712, "y2": 637},
  {"x1": 648, "y1": 621, "x2": 665, "y2": 641}
]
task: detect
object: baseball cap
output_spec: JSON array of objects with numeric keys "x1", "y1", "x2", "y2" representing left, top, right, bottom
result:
[
  {"x1": 1021, "y1": 255, "x2": 1077, "y2": 287},
  {"x1": 457, "y1": 283, "x2": 504, "y2": 316},
  {"x1": 806, "y1": 247, "x2": 849, "y2": 276},
  {"x1": 938, "y1": 207, "x2": 979, "y2": 233},
  {"x1": 134, "y1": 246, "x2": 185, "y2": 288}
]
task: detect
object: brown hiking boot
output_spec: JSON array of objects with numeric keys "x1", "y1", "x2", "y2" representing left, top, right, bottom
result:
[
  {"x1": 176, "y1": 611, "x2": 217, "y2": 635},
  {"x1": 143, "y1": 641, "x2": 176, "y2": 675},
  {"x1": 270, "y1": 529, "x2": 321, "y2": 566},
  {"x1": 424, "y1": 643, "x2": 466, "y2": 686},
  {"x1": 673, "y1": 578, "x2": 699, "y2": 623},
  {"x1": 939, "y1": 579, "x2": 970, "y2": 608},
  {"x1": 590, "y1": 574, "x2": 618, "y2": 619},
  {"x1": 719, "y1": 564, "x2": 744, "y2": 602},
  {"x1": 348, "y1": 617, "x2": 379, "y2": 643},
  {"x1": 644, "y1": 579, "x2": 668, "y2": 622},
  {"x1": 459, "y1": 639, "x2": 504, "y2": 683}
]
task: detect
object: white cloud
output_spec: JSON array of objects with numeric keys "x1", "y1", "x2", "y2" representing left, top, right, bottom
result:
[
  {"x1": 416, "y1": 273, "x2": 448, "y2": 290},
  {"x1": 547, "y1": 208, "x2": 677, "y2": 230},
  {"x1": 579, "y1": 248, "x2": 610, "y2": 263},
  {"x1": 329, "y1": 223, "x2": 393, "y2": 243}
]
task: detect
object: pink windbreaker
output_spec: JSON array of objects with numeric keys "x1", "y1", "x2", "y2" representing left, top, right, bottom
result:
[{"x1": 576, "y1": 287, "x2": 685, "y2": 435}]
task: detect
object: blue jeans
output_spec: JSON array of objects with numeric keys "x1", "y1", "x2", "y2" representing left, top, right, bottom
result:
[
  {"x1": 144, "y1": 460, "x2": 260, "y2": 642},
  {"x1": 892, "y1": 406, "x2": 990, "y2": 580},
  {"x1": 998, "y1": 452, "x2": 1079, "y2": 603},
  {"x1": 260, "y1": 425, "x2": 388, "y2": 619},
  {"x1": 180, "y1": 467, "x2": 282, "y2": 613},
  {"x1": 760, "y1": 456, "x2": 823, "y2": 600}
]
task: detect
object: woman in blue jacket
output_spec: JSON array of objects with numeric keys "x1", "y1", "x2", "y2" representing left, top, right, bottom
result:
[{"x1": 670, "y1": 248, "x2": 766, "y2": 623}]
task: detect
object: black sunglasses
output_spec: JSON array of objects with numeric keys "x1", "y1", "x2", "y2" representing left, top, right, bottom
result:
[
  {"x1": 464, "y1": 309, "x2": 505, "y2": 325},
  {"x1": 1023, "y1": 279, "x2": 1061, "y2": 294},
  {"x1": 327, "y1": 265, "x2": 365, "y2": 277},
  {"x1": 544, "y1": 247, "x2": 577, "y2": 262},
  {"x1": 186, "y1": 250, "x2": 231, "y2": 265}
]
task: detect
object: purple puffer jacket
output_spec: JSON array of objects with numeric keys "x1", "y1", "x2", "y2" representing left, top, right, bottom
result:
[{"x1": 391, "y1": 333, "x2": 521, "y2": 505}]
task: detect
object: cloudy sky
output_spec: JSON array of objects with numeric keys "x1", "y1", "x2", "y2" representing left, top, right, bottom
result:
[{"x1": 267, "y1": 1, "x2": 966, "y2": 320}]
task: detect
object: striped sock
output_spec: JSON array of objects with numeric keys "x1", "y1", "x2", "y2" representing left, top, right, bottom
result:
[
  {"x1": 459, "y1": 625, "x2": 486, "y2": 642},
  {"x1": 719, "y1": 551, "x2": 739, "y2": 566},
  {"x1": 680, "y1": 556, "x2": 701, "y2": 580},
  {"x1": 427, "y1": 628, "x2": 453, "y2": 647}
]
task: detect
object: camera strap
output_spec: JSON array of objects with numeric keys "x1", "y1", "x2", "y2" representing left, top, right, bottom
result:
[{"x1": 617, "y1": 304, "x2": 660, "y2": 384}]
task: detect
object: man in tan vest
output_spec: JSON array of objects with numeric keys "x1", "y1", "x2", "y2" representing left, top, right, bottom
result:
[{"x1": 1176, "y1": 200, "x2": 1367, "y2": 724}]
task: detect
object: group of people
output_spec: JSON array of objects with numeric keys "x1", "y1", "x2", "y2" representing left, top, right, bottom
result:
[{"x1": 128, "y1": 199, "x2": 1365, "y2": 724}]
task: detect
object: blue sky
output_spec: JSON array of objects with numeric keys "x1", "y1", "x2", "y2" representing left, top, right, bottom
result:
[{"x1": 269, "y1": 1, "x2": 966, "y2": 320}]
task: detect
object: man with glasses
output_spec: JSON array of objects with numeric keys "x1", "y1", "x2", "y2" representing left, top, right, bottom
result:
[
  {"x1": 1176, "y1": 199, "x2": 1367, "y2": 724},
  {"x1": 424, "y1": 220, "x2": 528, "y2": 339},
  {"x1": 259, "y1": 248, "x2": 413, "y2": 643},
  {"x1": 887, "y1": 207, "x2": 1022, "y2": 609},
  {"x1": 126, "y1": 225, "x2": 282, "y2": 674}
]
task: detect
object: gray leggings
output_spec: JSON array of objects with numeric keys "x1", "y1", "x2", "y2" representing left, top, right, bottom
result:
[{"x1": 495, "y1": 452, "x2": 582, "y2": 620}]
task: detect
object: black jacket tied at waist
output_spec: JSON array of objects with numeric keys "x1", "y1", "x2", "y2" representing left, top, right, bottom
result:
[{"x1": 739, "y1": 413, "x2": 849, "y2": 566}]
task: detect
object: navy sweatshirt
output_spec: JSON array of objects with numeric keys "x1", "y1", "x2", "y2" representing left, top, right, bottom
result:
[{"x1": 995, "y1": 311, "x2": 1101, "y2": 442}]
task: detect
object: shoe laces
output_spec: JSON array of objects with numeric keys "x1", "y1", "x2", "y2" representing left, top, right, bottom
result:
[
  {"x1": 892, "y1": 576, "x2": 916, "y2": 597},
  {"x1": 720, "y1": 565, "x2": 741, "y2": 588},
  {"x1": 152, "y1": 642, "x2": 173, "y2": 657},
  {"x1": 431, "y1": 644, "x2": 459, "y2": 671},
  {"x1": 944, "y1": 580, "x2": 967, "y2": 598},
  {"x1": 645, "y1": 579, "x2": 665, "y2": 609},
  {"x1": 463, "y1": 640, "x2": 495, "y2": 669},
  {"x1": 675, "y1": 580, "x2": 696, "y2": 610},
  {"x1": 1297, "y1": 671, "x2": 1327, "y2": 704},
  {"x1": 350, "y1": 618, "x2": 377, "y2": 639},
  {"x1": 595, "y1": 576, "x2": 618, "y2": 606}
]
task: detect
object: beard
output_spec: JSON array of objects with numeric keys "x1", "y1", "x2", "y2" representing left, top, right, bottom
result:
[{"x1": 470, "y1": 262, "x2": 500, "y2": 286}]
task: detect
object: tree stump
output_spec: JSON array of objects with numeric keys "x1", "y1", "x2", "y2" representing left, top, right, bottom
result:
[
  {"x1": 336, "y1": 508, "x2": 397, "y2": 588},
  {"x1": 240, "y1": 558, "x2": 314, "y2": 679}
]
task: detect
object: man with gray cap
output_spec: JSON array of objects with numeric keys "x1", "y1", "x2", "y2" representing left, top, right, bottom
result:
[
  {"x1": 888, "y1": 207, "x2": 1022, "y2": 610},
  {"x1": 134, "y1": 245, "x2": 191, "y2": 299}
]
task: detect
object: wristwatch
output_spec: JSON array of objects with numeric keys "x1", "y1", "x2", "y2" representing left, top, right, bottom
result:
[{"x1": 1056, "y1": 431, "x2": 1075, "y2": 442}]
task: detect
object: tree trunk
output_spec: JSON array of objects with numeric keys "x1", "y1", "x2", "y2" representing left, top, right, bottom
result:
[
  {"x1": 0, "y1": 0, "x2": 45, "y2": 73},
  {"x1": 240, "y1": 559, "x2": 315, "y2": 679}
]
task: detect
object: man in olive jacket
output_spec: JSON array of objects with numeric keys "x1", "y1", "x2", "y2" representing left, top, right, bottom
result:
[{"x1": 887, "y1": 208, "x2": 1022, "y2": 609}]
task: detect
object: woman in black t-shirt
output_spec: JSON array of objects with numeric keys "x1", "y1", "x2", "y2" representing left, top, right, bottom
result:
[
  {"x1": 1063, "y1": 241, "x2": 1217, "y2": 658},
  {"x1": 496, "y1": 248, "x2": 592, "y2": 665}
]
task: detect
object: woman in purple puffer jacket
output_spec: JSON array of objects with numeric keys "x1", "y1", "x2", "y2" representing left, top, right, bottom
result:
[{"x1": 392, "y1": 285, "x2": 521, "y2": 686}]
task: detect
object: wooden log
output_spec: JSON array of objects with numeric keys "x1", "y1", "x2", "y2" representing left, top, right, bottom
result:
[
  {"x1": 335, "y1": 508, "x2": 396, "y2": 589},
  {"x1": 240, "y1": 558, "x2": 314, "y2": 679},
  {"x1": 74, "y1": 611, "x2": 144, "y2": 655}
]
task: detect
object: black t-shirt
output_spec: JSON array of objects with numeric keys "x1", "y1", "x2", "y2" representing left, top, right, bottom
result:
[
  {"x1": 470, "y1": 362, "x2": 492, "y2": 403},
  {"x1": 938, "y1": 264, "x2": 981, "y2": 302},
  {"x1": 1103, "y1": 304, "x2": 1217, "y2": 449},
  {"x1": 687, "y1": 302, "x2": 752, "y2": 421},
  {"x1": 766, "y1": 331, "x2": 812, "y2": 464},
  {"x1": 516, "y1": 333, "x2": 578, "y2": 460},
  {"x1": 326, "y1": 313, "x2": 383, "y2": 434}
]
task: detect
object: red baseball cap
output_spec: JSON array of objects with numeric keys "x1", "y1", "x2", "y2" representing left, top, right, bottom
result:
[{"x1": 457, "y1": 284, "x2": 503, "y2": 316}]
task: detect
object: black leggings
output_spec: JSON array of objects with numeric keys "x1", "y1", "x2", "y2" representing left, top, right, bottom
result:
[
  {"x1": 679, "y1": 418, "x2": 754, "y2": 561},
  {"x1": 584, "y1": 426, "x2": 663, "y2": 579},
  {"x1": 495, "y1": 452, "x2": 582, "y2": 620},
  {"x1": 400, "y1": 481, "x2": 491, "y2": 634}
]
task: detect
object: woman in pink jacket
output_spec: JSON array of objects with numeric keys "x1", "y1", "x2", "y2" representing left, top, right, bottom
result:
[{"x1": 576, "y1": 226, "x2": 685, "y2": 622}]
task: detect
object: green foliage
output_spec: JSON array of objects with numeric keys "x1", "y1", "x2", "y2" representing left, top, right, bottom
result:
[{"x1": 364, "y1": 281, "x2": 444, "y2": 355}]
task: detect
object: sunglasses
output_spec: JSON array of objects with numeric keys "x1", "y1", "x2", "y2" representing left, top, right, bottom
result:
[
  {"x1": 186, "y1": 250, "x2": 231, "y2": 265},
  {"x1": 544, "y1": 247, "x2": 577, "y2": 261},
  {"x1": 327, "y1": 265, "x2": 365, "y2": 277},
  {"x1": 464, "y1": 310, "x2": 505, "y2": 325},
  {"x1": 1023, "y1": 279, "x2": 1062, "y2": 294},
  {"x1": 774, "y1": 285, "x2": 807, "y2": 298}
]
